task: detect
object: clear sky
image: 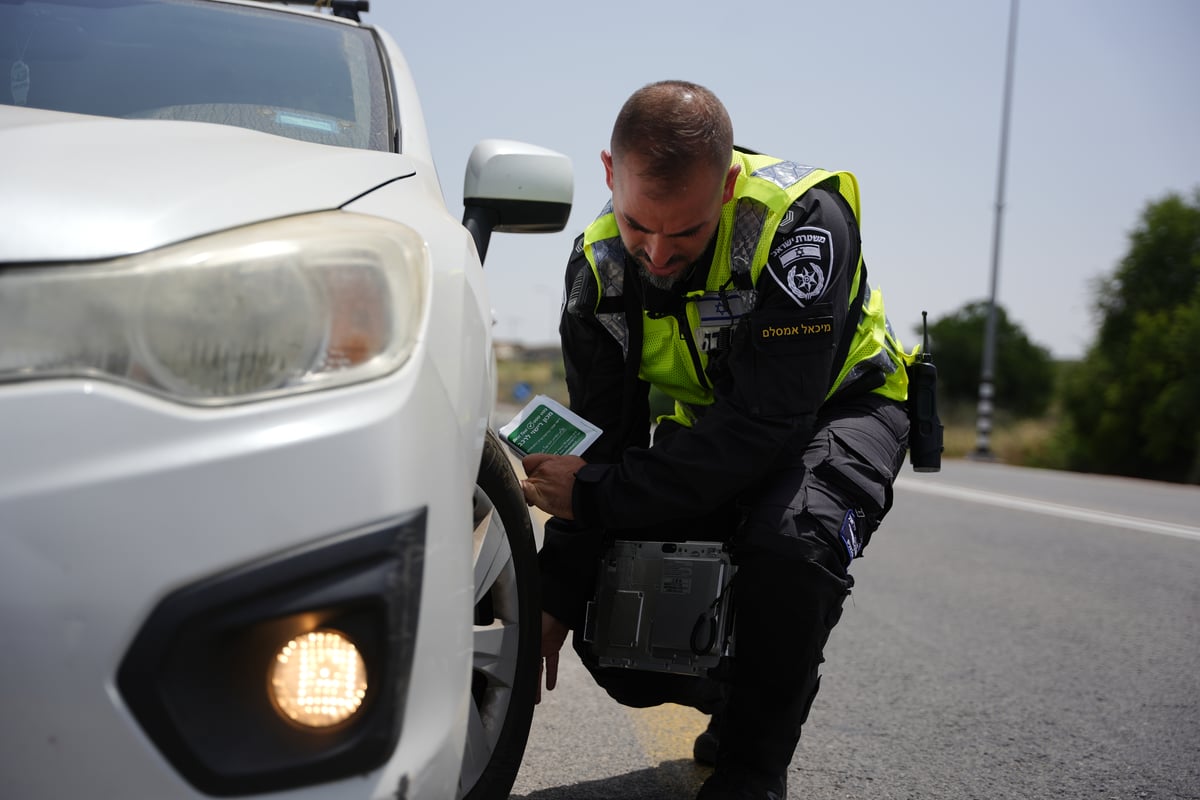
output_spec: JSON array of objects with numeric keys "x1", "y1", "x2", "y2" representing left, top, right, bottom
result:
[{"x1": 373, "y1": 0, "x2": 1199, "y2": 360}]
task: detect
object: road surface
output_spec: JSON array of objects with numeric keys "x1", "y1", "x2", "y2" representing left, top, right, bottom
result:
[{"x1": 507, "y1": 457, "x2": 1200, "y2": 800}]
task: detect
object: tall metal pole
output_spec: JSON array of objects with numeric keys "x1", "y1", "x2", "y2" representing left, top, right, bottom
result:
[{"x1": 974, "y1": 0, "x2": 1019, "y2": 459}]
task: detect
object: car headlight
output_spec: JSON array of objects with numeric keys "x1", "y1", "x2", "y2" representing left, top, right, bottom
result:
[
  {"x1": 0, "y1": 212, "x2": 428, "y2": 404},
  {"x1": 270, "y1": 629, "x2": 368, "y2": 729},
  {"x1": 118, "y1": 513, "x2": 426, "y2": 796}
]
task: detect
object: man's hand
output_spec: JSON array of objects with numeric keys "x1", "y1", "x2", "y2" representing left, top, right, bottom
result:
[
  {"x1": 521, "y1": 454, "x2": 585, "y2": 520},
  {"x1": 537, "y1": 612, "x2": 570, "y2": 704}
]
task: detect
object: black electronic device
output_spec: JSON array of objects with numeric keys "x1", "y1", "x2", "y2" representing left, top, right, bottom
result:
[
  {"x1": 908, "y1": 311, "x2": 944, "y2": 472},
  {"x1": 583, "y1": 540, "x2": 735, "y2": 676}
]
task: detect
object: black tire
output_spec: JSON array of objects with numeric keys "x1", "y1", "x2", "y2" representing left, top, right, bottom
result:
[{"x1": 459, "y1": 430, "x2": 541, "y2": 800}]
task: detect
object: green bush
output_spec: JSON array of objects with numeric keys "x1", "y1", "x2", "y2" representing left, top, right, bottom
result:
[{"x1": 1058, "y1": 189, "x2": 1200, "y2": 483}]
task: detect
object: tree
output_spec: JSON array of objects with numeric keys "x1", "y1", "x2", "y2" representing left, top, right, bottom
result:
[
  {"x1": 923, "y1": 301, "x2": 1055, "y2": 418},
  {"x1": 1060, "y1": 189, "x2": 1200, "y2": 483}
]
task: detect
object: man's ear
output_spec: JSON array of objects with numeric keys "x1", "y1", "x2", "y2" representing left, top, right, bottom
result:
[
  {"x1": 722, "y1": 164, "x2": 741, "y2": 204},
  {"x1": 602, "y1": 150, "x2": 615, "y2": 191}
]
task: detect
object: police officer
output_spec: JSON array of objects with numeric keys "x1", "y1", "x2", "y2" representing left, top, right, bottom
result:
[{"x1": 521, "y1": 80, "x2": 910, "y2": 800}]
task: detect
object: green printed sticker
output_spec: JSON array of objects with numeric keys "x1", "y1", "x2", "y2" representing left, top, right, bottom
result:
[
  {"x1": 506, "y1": 406, "x2": 585, "y2": 456},
  {"x1": 499, "y1": 394, "x2": 602, "y2": 457}
]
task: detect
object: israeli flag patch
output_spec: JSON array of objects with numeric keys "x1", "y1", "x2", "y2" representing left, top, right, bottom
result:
[
  {"x1": 693, "y1": 292, "x2": 751, "y2": 353},
  {"x1": 838, "y1": 508, "x2": 863, "y2": 560}
]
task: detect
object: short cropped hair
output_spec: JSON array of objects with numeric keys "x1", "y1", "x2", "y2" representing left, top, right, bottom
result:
[{"x1": 610, "y1": 80, "x2": 733, "y2": 182}]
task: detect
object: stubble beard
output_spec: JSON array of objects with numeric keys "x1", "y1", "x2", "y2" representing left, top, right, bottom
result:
[{"x1": 635, "y1": 253, "x2": 689, "y2": 290}]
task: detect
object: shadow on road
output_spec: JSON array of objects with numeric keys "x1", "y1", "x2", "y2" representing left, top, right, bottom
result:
[{"x1": 511, "y1": 758, "x2": 708, "y2": 800}]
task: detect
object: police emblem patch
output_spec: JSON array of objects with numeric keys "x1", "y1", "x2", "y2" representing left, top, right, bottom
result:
[{"x1": 767, "y1": 226, "x2": 833, "y2": 308}]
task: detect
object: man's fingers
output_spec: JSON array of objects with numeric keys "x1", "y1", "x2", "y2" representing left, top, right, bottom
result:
[
  {"x1": 521, "y1": 478, "x2": 548, "y2": 509},
  {"x1": 544, "y1": 652, "x2": 559, "y2": 692},
  {"x1": 522, "y1": 453, "x2": 553, "y2": 473},
  {"x1": 536, "y1": 613, "x2": 565, "y2": 704},
  {"x1": 534, "y1": 653, "x2": 558, "y2": 705}
]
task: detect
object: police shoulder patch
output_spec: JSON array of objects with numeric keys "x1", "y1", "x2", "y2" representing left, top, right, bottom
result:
[{"x1": 766, "y1": 226, "x2": 834, "y2": 308}]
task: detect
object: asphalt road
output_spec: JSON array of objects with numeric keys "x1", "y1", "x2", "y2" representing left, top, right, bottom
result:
[{"x1": 508, "y1": 458, "x2": 1200, "y2": 800}]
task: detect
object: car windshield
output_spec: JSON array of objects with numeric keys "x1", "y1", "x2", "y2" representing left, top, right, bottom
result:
[{"x1": 0, "y1": 0, "x2": 392, "y2": 151}]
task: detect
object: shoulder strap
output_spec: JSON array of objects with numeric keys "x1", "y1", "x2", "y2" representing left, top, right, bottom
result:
[{"x1": 829, "y1": 260, "x2": 868, "y2": 393}]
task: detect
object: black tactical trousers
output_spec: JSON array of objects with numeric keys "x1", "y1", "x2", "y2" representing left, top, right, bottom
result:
[{"x1": 572, "y1": 394, "x2": 909, "y2": 774}]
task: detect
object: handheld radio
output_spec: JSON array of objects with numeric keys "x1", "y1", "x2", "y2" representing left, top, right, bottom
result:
[{"x1": 908, "y1": 311, "x2": 944, "y2": 472}]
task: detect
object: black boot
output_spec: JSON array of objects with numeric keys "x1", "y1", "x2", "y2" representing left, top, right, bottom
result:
[
  {"x1": 694, "y1": 681, "x2": 804, "y2": 800},
  {"x1": 693, "y1": 709, "x2": 724, "y2": 766},
  {"x1": 696, "y1": 764, "x2": 787, "y2": 800},
  {"x1": 695, "y1": 553, "x2": 851, "y2": 800}
]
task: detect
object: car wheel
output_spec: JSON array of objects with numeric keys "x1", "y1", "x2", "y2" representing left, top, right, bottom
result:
[{"x1": 460, "y1": 429, "x2": 540, "y2": 799}]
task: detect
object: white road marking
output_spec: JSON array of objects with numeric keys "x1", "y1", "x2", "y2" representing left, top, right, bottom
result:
[{"x1": 894, "y1": 478, "x2": 1200, "y2": 542}]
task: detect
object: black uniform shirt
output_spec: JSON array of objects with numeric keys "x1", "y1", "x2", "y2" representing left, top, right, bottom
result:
[{"x1": 539, "y1": 183, "x2": 863, "y2": 625}]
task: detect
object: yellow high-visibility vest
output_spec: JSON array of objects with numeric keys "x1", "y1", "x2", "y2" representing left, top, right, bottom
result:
[{"x1": 582, "y1": 150, "x2": 910, "y2": 425}]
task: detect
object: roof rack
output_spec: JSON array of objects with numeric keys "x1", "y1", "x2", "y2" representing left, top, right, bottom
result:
[{"x1": 273, "y1": 0, "x2": 369, "y2": 23}]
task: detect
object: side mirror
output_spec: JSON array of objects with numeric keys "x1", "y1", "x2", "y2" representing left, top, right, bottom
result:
[{"x1": 462, "y1": 139, "x2": 573, "y2": 264}]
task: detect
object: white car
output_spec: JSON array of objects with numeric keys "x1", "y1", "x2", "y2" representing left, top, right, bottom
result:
[{"x1": 0, "y1": 1, "x2": 571, "y2": 798}]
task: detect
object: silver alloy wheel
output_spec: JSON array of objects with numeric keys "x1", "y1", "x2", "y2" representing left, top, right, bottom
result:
[{"x1": 460, "y1": 485, "x2": 522, "y2": 795}]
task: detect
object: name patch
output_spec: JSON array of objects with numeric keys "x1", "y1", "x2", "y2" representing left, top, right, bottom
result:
[
  {"x1": 751, "y1": 305, "x2": 835, "y2": 355},
  {"x1": 758, "y1": 316, "x2": 834, "y2": 341}
]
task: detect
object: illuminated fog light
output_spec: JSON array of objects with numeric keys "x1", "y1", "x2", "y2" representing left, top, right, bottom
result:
[{"x1": 269, "y1": 630, "x2": 367, "y2": 728}]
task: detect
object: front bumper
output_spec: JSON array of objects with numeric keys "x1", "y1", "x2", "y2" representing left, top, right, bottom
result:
[{"x1": 0, "y1": 353, "x2": 478, "y2": 798}]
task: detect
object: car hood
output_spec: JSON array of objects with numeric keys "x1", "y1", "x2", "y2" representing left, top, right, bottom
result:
[{"x1": 0, "y1": 105, "x2": 418, "y2": 263}]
